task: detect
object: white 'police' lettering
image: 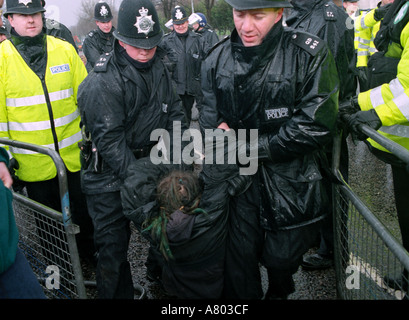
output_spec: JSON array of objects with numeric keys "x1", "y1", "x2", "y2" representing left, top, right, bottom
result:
[
  {"x1": 50, "y1": 64, "x2": 70, "y2": 75},
  {"x1": 265, "y1": 108, "x2": 289, "y2": 120}
]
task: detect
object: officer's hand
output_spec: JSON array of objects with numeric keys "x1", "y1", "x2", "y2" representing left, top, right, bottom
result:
[
  {"x1": 227, "y1": 174, "x2": 252, "y2": 196},
  {"x1": 374, "y1": 3, "x2": 392, "y2": 21},
  {"x1": 7, "y1": 158, "x2": 25, "y2": 193},
  {"x1": 347, "y1": 109, "x2": 382, "y2": 141},
  {"x1": 339, "y1": 96, "x2": 360, "y2": 117},
  {"x1": 337, "y1": 97, "x2": 360, "y2": 134}
]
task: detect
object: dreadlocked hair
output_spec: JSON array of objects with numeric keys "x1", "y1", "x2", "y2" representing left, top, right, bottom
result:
[{"x1": 143, "y1": 170, "x2": 206, "y2": 260}]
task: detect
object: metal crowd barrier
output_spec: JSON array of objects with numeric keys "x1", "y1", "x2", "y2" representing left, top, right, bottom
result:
[
  {"x1": 0, "y1": 138, "x2": 146, "y2": 299},
  {"x1": 0, "y1": 137, "x2": 87, "y2": 299},
  {"x1": 332, "y1": 126, "x2": 409, "y2": 300}
]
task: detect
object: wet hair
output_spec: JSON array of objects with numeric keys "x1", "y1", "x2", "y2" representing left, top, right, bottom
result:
[{"x1": 143, "y1": 170, "x2": 205, "y2": 260}]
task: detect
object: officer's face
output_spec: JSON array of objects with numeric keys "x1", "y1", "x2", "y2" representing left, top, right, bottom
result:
[
  {"x1": 119, "y1": 40, "x2": 157, "y2": 63},
  {"x1": 343, "y1": 2, "x2": 359, "y2": 15},
  {"x1": 0, "y1": 34, "x2": 6, "y2": 43},
  {"x1": 96, "y1": 20, "x2": 113, "y2": 33},
  {"x1": 174, "y1": 21, "x2": 189, "y2": 34},
  {"x1": 8, "y1": 12, "x2": 43, "y2": 37},
  {"x1": 233, "y1": 8, "x2": 283, "y2": 47}
]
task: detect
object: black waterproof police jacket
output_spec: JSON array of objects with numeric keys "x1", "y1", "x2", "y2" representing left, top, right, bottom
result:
[
  {"x1": 77, "y1": 41, "x2": 187, "y2": 195},
  {"x1": 159, "y1": 30, "x2": 205, "y2": 96},
  {"x1": 82, "y1": 27, "x2": 116, "y2": 71},
  {"x1": 285, "y1": 0, "x2": 356, "y2": 102},
  {"x1": 200, "y1": 21, "x2": 339, "y2": 231}
]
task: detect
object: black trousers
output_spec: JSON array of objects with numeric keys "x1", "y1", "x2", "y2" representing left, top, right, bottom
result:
[
  {"x1": 180, "y1": 93, "x2": 195, "y2": 127},
  {"x1": 224, "y1": 177, "x2": 320, "y2": 299},
  {"x1": 86, "y1": 191, "x2": 134, "y2": 299}
]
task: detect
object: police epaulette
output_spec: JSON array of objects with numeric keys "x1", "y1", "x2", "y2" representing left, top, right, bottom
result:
[
  {"x1": 206, "y1": 35, "x2": 229, "y2": 56},
  {"x1": 291, "y1": 31, "x2": 325, "y2": 56},
  {"x1": 93, "y1": 53, "x2": 112, "y2": 72},
  {"x1": 323, "y1": 3, "x2": 336, "y2": 21}
]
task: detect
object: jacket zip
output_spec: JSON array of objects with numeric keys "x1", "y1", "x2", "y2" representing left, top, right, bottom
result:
[{"x1": 39, "y1": 74, "x2": 60, "y2": 153}]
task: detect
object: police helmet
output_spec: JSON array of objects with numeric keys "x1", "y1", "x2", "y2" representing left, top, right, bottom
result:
[
  {"x1": 94, "y1": 1, "x2": 113, "y2": 22},
  {"x1": 225, "y1": 0, "x2": 292, "y2": 10},
  {"x1": 113, "y1": 0, "x2": 163, "y2": 50},
  {"x1": 196, "y1": 13, "x2": 207, "y2": 27},
  {"x1": 172, "y1": 5, "x2": 188, "y2": 25},
  {"x1": 4, "y1": 0, "x2": 46, "y2": 17}
]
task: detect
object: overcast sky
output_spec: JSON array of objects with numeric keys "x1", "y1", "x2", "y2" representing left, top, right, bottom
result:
[{"x1": 42, "y1": 0, "x2": 119, "y2": 28}]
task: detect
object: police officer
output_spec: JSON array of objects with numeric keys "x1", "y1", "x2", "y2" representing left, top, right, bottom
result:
[
  {"x1": 82, "y1": 1, "x2": 115, "y2": 71},
  {"x1": 200, "y1": 0, "x2": 339, "y2": 299},
  {"x1": 78, "y1": 0, "x2": 187, "y2": 298},
  {"x1": 286, "y1": 0, "x2": 356, "y2": 271},
  {"x1": 191, "y1": 12, "x2": 219, "y2": 54},
  {"x1": 160, "y1": 5, "x2": 205, "y2": 127},
  {"x1": 355, "y1": 0, "x2": 394, "y2": 90},
  {"x1": 0, "y1": 0, "x2": 94, "y2": 267}
]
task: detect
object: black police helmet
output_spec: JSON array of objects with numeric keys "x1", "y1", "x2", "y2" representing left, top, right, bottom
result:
[
  {"x1": 225, "y1": 0, "x2": 292, "y2": 10},
  {"x1": 4, "y1": 0, "x2": 46, "y2": 17},
  {"x1": 113, "y1": 0, "x2": 163, "y2": 50},
  {"x1": 171, "y1": 5, "x2": 188, "y2": 25},
  {"x1": 94, "y1": 1, "x2": 113, "y2": 22}
]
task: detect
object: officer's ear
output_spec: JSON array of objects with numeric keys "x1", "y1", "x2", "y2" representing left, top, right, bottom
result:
[{"x1": 118, "y1": 40, "x2": 127, "y2": 49}]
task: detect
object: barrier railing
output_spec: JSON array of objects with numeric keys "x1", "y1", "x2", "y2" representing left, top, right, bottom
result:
[
  {"x1": 0, "y1": 137, "x2": 87, "y2": 298},
  {"x1": 0, "y1": 138, "x2": 146, "y2": 299},
  {"x1": 332, "y1": 126, "x2": 409, "y2": 300}
]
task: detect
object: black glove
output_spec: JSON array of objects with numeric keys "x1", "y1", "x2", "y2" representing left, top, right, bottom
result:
[
  {"x1": 8, "y1": 158, "x2": 25, "y2": 193},
  {"x1": 347, "y1": 109, "x2": 382, "y2": 141},
  {"x1": 339, "y1": 96, "x2": 360, "y2": 117},
  {"x1": 374, "y1": 3, "x2": 391, "y2": 21},
  {"x1": 337, "y1": 97, "x2": 360, "y2": 134},
  {"x1": 227, "y1": 174, "x2": 252, "y2": 196}
]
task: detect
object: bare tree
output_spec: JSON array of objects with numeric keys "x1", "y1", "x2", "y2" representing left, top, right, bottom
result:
[{"x1": 202, "y1": 0, "x2": 215, "y2": 21}]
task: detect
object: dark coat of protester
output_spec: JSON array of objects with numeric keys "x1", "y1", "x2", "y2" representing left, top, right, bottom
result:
[{"x1": 121, "y1": 155, "x2": 239, "y2": 298}]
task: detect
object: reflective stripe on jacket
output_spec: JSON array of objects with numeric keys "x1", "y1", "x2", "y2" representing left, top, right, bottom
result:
[
  {"x1": 355, "y1": 9, "x2": 379, "y2": 67},
  {"x1": 358, "y1": 21, "x2": 409, "y2": 153},
  {"x1": 0, "y1": 36, "x2": 87, "y2": 181}
]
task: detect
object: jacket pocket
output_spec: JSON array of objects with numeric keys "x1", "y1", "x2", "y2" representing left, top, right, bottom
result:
[{"x1": 259, "y1": 153, "x2": 328, "y2": 231}]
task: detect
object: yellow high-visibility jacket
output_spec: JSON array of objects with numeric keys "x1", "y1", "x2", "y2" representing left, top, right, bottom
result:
[
  {"x1": 355, "y1": 9, "x2": 380, "y2": 67},
  {"x1": 358, "y1": 20, "x2": 409, "y2": 154},
  {"x1": 0, "y1": 35, "x2": 87, "y2": 182}
]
